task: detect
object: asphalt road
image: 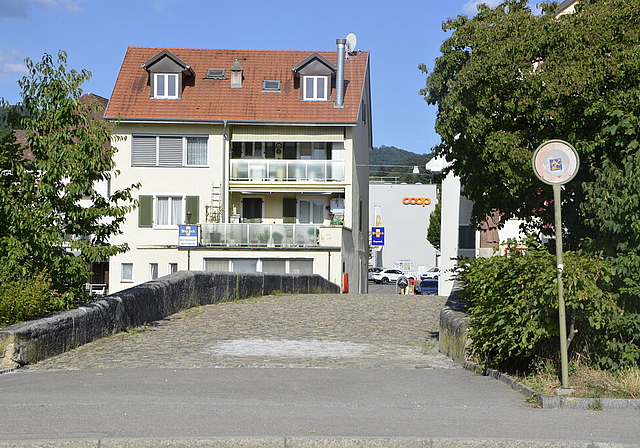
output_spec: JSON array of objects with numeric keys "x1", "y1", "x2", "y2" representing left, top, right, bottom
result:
[
  {"x1": 1, "y1": 290, "x2": 640, "y2": 447},
  {"x1": 2, "y1": 367, "x2": 640, "y2": 446}
]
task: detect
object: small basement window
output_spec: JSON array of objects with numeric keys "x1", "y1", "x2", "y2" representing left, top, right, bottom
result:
[
  {"x1": 262, "y1": 80, "x2": 281, "y2": 92},
  {"x1": 205, "y1": 69, "x2": 226, "y2": 79}
]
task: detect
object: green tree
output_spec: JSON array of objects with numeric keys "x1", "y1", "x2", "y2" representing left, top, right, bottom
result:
[
  {"x1": 580, "y1": 109, "x2": 640, "y2": 324},
  {"x1": 421, "y1": 0, "x2": 640, "y2": 248},
  {"x1": 0, "y1": 51, "x2": 138, "y2": 295},
  {"x1": 427, "y1": 201, "x2": 441, "y2": 251}
]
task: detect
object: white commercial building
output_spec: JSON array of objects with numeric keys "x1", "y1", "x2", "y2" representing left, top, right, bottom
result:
[{"x1": 369, "y1": 183, "x2": 439, "y2": 276}]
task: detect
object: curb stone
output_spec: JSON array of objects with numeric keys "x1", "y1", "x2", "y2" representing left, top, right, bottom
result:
[
  {"x1": 463, "y1": 361, "x2": 640, "y2": 410},
  {"x1": 0, "y1": 439, "x2": 639, "y2": 448}
]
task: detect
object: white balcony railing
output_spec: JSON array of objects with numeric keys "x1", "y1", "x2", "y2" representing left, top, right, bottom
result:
[
  {"x1": 231, "y1": 159, "x2": 345, "y2": 182},
  {"x1": 200, "y1": 223, "x2": 319, "y2": 247}
]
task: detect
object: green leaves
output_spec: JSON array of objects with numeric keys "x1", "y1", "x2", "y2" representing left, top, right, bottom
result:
[
  {"x1": 422, "y1": 0, "x2": 640, "y2": 244},
  {"x1": 427, "y1": 202, "x2": 442, "y2": 251},
  {"x1": 458, "y1": 243, "x2": 617, "y2": 373},
  {"x1": 0, "y1": 51, "x2": 138, "y2": 295}
]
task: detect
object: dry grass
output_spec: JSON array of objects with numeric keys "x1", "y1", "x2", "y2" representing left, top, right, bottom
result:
[{"x1": 519, "y1": 363, "x2": 640, "y2": 399}]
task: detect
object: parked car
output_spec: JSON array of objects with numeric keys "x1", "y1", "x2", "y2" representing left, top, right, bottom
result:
[
  {"x1": 372, "y1": 268, "x2": 414, "y2": 284},
  {"x1": 415, "y1": 279, "x2": 438, "y2": 295},
  {"x1": 421, "y1": 266, "x2": 440, "y2": 279},
  {"x1": 368, "y1": 267, "x2": 384, "y2": 281}
]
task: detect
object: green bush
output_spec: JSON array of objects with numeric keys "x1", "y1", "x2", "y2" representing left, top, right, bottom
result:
[
  {"x1": 457, "y1": 241, "x2": 619, "y2": 373},
  {"x1": 0, "y1": 271, "x2": 76, "y2": 327},
  {"x1": 591, "y1": 312, "x2": 640, "y2": 370}
]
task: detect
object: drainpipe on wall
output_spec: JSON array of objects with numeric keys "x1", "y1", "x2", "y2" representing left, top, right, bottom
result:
[
  {"x1": 222, "y1": 119, "x2": 228, "y2": 222},
  {"x1": 334, "y1": 38, "x2": 346, "y2": 108}
]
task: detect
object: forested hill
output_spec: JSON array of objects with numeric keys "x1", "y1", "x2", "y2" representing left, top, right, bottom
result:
[
  {"x1": 370, "y1": 145, "x2": 435, "y2": 183},
  {"x1": 370, "y1": 145, "x2": 417, "y2": 165}
]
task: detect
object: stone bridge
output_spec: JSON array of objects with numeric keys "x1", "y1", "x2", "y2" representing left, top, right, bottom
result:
[
  {"x1": 25, "y1": 291, "x2": 457, "y2": 371},
  {"x1": 1, "y1": 271, "x2": 458, "y2": 371}
]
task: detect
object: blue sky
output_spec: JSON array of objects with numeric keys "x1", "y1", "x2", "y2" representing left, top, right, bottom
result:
[{"x1": 0, "y1": 0, "x2": 505, "y2": 154}]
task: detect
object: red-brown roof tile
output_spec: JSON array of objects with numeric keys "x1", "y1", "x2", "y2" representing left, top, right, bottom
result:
[{"x1": 105, "y1": 47, "x2": 369, "y2": 124}]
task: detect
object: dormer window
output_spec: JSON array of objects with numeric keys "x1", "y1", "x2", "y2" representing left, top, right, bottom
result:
[
  {"x1": 292, "y1": 52, "x2": 336, "y2": 102},
  {"x1": 303, "y1": 76, "x2": 328, "y2": 101},
  {"x1": 142, "y1": 49, "x2": 195, "y2": 100},
  {"x1": 154, "y1": 73, "x2": 179, "y2": 99}
]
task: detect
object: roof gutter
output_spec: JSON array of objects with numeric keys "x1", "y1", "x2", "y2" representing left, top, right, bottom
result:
[{"x1": 104, "y1": 117, "x2": 359, "y2": 126}]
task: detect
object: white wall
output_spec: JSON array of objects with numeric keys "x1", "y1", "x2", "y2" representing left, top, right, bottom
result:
[
  {"x1": 369, "y1": 183, "x2": 438, "y2": 274},
  {"x1": 439, "y1": 172, "x2": 461, "y2": 297}
]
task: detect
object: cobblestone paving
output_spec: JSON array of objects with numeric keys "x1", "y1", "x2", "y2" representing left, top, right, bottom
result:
[{"x1": 27, "y1": 293, "x2": 460, "y2": 371}]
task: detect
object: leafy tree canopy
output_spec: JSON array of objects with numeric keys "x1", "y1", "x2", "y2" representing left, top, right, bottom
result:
[
  {"x1": 422, "y1": 0, "x2": 640, "y2": 248},
  {"x1": 427, "y1": 201, "x2": 442, "y2": 251},
  {"x1": 0, "y1": 51, "x2": 138, "y2": 294}
]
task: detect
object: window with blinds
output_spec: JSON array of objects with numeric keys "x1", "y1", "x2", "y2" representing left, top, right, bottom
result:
[{"x1": 132, "y1": 135, "x2": 208, "y2": 167}]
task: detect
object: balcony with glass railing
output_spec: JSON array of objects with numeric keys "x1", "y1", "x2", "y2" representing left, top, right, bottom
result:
[
  {"x1": 200, "y1": 223, "x2": 320, "y2": 247},
  {"x1": 230, "y1": 159, "x2": 345, "y2": 182}
]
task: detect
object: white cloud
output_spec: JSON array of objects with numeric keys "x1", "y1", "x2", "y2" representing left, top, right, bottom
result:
[
  {"x1": 0, "y1": 50, "x2": 29, "y2": 78},
  {"x1": 149, "y1": 0, "x2": 179, "y2": 14},
  {"x1": 0, "y1": 0, "x2": 85, "y2": 19},
  {"x1": 462, "y1": 0, "x2": 502, "y2": 15}
]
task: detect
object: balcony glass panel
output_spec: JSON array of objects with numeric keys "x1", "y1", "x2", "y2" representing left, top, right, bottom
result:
[
  {"x1": 200, "y1": 223, "x2": 320, "y2": 247},
  {"x1": 230, "y1": 160, "x2": 344, "y2": 182},
  {"x1": 232, "y1": 160, "x2": 249, "y2": 180},
  {"x1": 249, "y1": 164, "x2": 267, "y2": 181},
  {"x1": 268, "y1": 161, "x2": 287, "y2": 181},
  {"x1": 294, "y1": 224, "x2": 318, "y2": 246},
  {"x1": 328, "y1": 161, "x2": 345, "y2": 181}
]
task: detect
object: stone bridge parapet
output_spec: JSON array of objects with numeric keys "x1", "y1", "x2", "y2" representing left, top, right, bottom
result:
[{"x1": 0, "y1": 272, "x2": 339, "y2": 370}]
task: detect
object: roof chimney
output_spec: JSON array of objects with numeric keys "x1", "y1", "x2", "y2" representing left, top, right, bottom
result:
[
  {"x1": 231, "y1": 59, "x2": 243, "y2": 88},
  {"x1": 334, "y1": 38, "x2": 346, "y2": 108}
]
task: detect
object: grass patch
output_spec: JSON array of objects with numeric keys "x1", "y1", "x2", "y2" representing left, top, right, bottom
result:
[{"x1": 518, "y1": 363, "x2": 640, "y2": 399}]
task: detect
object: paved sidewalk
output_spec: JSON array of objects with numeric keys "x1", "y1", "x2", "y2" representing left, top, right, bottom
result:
[{"x1": 26, "y1": 293, "x2": 457, "y2": 370}]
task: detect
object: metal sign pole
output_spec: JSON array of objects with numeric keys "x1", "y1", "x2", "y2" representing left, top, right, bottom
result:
[
  {"x1": 553, "y1": 184, "x2": 570, "y2": 390},
  {"x1": 532, "y1": 140, "x2": 579, "y2": 395}
]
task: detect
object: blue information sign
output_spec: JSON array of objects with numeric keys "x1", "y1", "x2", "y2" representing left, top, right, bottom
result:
[
  {"x1": 178, "y1": 225, "x2": 199, "y2": 247},
  {"x1": 371, "y1": 226, "x2": 385, "y2": 246}
]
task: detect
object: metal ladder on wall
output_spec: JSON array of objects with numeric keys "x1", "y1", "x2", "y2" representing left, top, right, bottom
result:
[{"x1": 206, "y1": 183, "x2": 222, "y2": 222}]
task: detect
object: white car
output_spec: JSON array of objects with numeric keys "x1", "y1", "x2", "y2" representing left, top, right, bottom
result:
[
  {"x1": 368, "y1": 267, "x2": 384, "y2": 281},
  {"x1": 372, "y1": 269, "x2": 415, "y2": 284},
  {"x1": 421, "y1": 267, "x2": 440, "y2": 279}
]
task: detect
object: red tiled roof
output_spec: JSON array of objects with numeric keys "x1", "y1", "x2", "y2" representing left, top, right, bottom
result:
[{"x1": 105, "y1": 47, "x2": 369, "y2": 124}]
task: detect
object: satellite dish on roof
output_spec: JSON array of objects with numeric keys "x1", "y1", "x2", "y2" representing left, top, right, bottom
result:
[{"x1": 346, "y1": 33, "x2": 357, "y2": 54}]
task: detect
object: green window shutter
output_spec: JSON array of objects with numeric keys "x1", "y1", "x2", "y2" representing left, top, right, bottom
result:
[
  {"x1": 138, "y1": 195, "x2": 153, "y2": 228},
  {"x1": 186, "y1": 196, "x2": 199, "y2": 224}
]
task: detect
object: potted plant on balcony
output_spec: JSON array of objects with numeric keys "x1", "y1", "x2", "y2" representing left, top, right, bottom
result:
[
  {"x1": 309, "y1": 227, "x2": 319, "y2": 244},
  {"x1": 205, "y1": 205, "x2": 224, "y2": 244},
  {"x1": 257, "y1": 229, "x2": 271, "y2": 245},
  {"x1": 272, "y1": 231, "x2": 283, "y2": 246},
  {"x1": 206, "y1": 205, "x2": 224, "y2": 223}
]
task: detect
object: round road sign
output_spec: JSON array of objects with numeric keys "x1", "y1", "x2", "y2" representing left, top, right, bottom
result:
[{"x1": 532, "y1": 140, "x2": 580, "y2": 185}]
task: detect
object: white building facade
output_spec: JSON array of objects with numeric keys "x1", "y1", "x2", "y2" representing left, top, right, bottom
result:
[{"x1": 105, "y1": 42, "x2": 372, "y2": 294}]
